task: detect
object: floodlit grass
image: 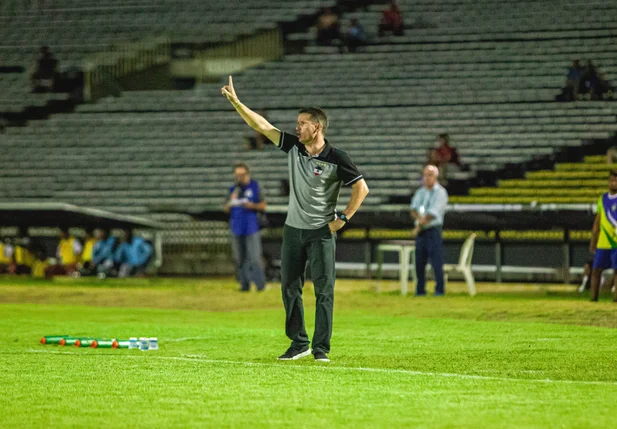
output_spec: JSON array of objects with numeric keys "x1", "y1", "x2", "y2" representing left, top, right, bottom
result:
[{"x1": 2, "y1": 277, "x2": 617, "y2": 428}]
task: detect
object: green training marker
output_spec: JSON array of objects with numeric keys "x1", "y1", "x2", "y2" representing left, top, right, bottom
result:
[
  {"x1": 60, "y1": 337, "x2": 87, "y2": 346},
  {"x1": 91, "y1": 340, "x2": 115, "y2": 348},
  {"x1": 40, "y1": 335, "x2": 72, "y2": 345},
  {"x1": 75, "y1": 339, "x2": 97, "y2": 348}
]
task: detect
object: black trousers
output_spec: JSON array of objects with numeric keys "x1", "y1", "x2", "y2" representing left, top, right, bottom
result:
[{"x1": 280, "y1": 224, "x2": 336, "y2": 354}]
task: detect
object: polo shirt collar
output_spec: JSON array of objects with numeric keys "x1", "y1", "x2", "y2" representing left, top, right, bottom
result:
[
  {"x1": 320, "y1": 139, "x2": 332, "y2": 158},
  {"x1": 300, "y1": 139, "x2": 332, "y2": 159}
]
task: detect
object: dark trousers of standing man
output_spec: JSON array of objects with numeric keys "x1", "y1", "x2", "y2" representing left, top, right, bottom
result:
[
  {"x1": 280, "y1": 224, "x2": 336, "y2": 354},
  {"x1": 415, "y1": 226, "x2": 445, "y2": 295}
]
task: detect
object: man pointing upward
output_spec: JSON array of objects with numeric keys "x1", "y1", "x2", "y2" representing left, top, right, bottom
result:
[{"x1": 222, "y1": 76, "x2": 369, "y2": 362}]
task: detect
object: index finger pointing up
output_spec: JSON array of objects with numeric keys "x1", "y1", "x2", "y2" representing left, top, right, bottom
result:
[{"x1": 229, "y1": 75, "x2": 234, "y2": 88}]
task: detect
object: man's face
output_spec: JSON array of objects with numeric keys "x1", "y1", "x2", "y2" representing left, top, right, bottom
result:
[
  {"x1": 234, "y1": 167, "x2": 250, "y2": 185},
  {"x1": 423, "y1": 166, "x2": 438, "y2": 188},
  {"x1": 609, "y1": 175, "x2": 617, "y2": 193},
  {"x1": 296, "y1": 113, "x2": 320, "y2": 145}
]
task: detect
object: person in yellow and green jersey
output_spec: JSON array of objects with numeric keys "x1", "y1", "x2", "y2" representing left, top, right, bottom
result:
[
  {"x1": 589, "y1": 170, "x2": 617, "y2": 302},
  {"x1": 12, "y1": 233, "x2": 34, "y2": 275},
  {"x1": 77, "y1": 228, "x2": 98, "y2": 275},
  {"x1": 45, "y1": 228, "x2": 82, "y2": 278}
]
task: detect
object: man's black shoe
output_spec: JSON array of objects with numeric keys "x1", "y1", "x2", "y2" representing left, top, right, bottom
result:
[
  {"x1": 313, "y1": 351, "x2": 330, "y2": 362},
  {"x1": 278, "y1": 346, "x2": 310, "y2": 361}
]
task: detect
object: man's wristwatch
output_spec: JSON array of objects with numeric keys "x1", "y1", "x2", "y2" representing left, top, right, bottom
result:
[{"x1": 338, "y1": 213, "x2": 350, "y2": 224}]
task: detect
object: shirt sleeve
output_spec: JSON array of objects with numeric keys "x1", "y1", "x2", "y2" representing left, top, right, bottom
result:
[
  {"x1": 426, "y1": 187, "x2": 449, "y2": 220},
  {"x1": 335, "y1": 149, "x2": 363, "y2": 186},
  {"x1": 410, "y1": 189, "x2": 421, "y2": 210},
  {"x1": 278, "y1": 131, "x2": 299, "y2": 154},
  {"x1": 597, "y1": 196, "x2": 603, "y2": 215}
]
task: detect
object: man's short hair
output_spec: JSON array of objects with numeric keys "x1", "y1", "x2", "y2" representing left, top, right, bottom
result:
[
  {"x1": 233, "y1": 162, "x2": 250, "y2": 174},
  {"x1": 609, "y1": 170, "x2": 617, "y2": 178},
  {"x1": 438, "y1": 133, "x2": 450, "y2": 144},
  {"x1": 298, "y1": 107, "x2": 329, "y2": 135}
]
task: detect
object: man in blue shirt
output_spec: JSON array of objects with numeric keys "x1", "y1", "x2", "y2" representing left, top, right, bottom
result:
[
  {"x1": 93, "y1": 229, "x2": 116, "y2": 267},
  {"x1": 225, "y1": 162, "x2": 267, "y2": 292},
  {"x1": 410, "y1": 165, "x2": 449, "y2": 296},
  {"x1": 115, "y1": 229, "x2": 153, "y2": 278},
  {"x1": 345, "y1": 18, "x2": 367, "y2": 53}
]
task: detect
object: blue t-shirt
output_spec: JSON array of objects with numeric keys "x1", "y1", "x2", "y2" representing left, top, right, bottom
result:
[
  {"x1": 92, "y1": 236, "x2": 117, "y2": 265},
  {"x1": 229, "y1": 180, "x2": 262, "y2": 236}
]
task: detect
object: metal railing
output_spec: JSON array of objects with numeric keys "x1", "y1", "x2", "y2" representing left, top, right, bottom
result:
[
  {"x1": 196, "y1": 28, "x2": 283, "y2": 82},
  {"x1": 83, "y1": 34, "x2": 171, "y2": 101},
  {"x1": 199, "y1": 27, "x2": 282, "y2": 60}
]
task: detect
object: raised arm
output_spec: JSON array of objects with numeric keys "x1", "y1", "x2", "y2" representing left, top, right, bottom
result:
[{"x1": 221, "y1": 76, "x2": 281, "y2": 145}]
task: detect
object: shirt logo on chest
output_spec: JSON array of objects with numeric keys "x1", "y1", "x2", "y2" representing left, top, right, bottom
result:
[{"x1": 313, "y1": 165, "x2": 324, "y2": 176}]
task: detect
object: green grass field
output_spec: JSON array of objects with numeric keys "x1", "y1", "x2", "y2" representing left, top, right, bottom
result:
[{"x1": 2, "y1": 277, "x2": 617, "y2": 428}]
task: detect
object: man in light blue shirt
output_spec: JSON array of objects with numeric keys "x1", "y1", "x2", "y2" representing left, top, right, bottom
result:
[{"x1": 410, "y1": 165, "x2": 449, "y2": 295}]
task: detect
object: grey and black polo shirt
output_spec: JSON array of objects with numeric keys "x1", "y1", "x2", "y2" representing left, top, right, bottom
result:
[{"x1": 278, "y1": 131, "x2": 363, "y2": 230}]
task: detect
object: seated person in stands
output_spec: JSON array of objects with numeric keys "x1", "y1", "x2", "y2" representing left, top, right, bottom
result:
[
  {"x1": 379, "y1": 1, "x2": 405, "y2": 37},
  {"x1": 316, "y1": 7, "x2": 341, "y2": 46},
  {"x1": 580, "y1": 61, "x2": 613, "y2": 100},
  {"x1": 346, "y1": 19, "x2": 367, "y2": 53},
  {"x1": 115, "y1": 229, "x2": 153, "y2": 278},
  {"x1": 77, "y1": 228, "x2": 98, "y2": 276},
  {"x1": 93, "y1": 228, "x2": 118, "y2": 277},
  {"x1": 0, "y1": 237, "x2": 15, "y2": 274},
  {"x1": 426, "y1": 134, "x2": 462, "y2": 185},
  {"x1": 562, "y1": 59, "x2": 582, "y2": 101},
  {"x1": 11, "y1": 230, "x2": 34, "y2": 275},
  {"x1": 435, "y1": 133, "x2": 461, "y2": 169},
  {"x1": 31, "y1": 46, "x2": 58, "y2": 93},
  {"x1": 45, "y1": 228, "x2": 82, "y2": 277}
]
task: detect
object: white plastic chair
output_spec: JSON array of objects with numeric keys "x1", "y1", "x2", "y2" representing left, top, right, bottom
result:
[
  {"x1": 375, "y1": 240, "x2": 416, "y2": 296},
  {"x1": 443, "y1": 233, "x2": 477, "y2": 296}
]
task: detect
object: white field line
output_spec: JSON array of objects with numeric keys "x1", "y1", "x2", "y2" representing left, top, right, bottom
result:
[
  {"x1": 24, "y1": 349, "x2": 617, "y2": 387},
  {"x1": 164, "y1": 337, "x2": 210, "y2": 343}
]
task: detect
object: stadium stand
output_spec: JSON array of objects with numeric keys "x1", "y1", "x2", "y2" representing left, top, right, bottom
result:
[
  {"x1": 0, "y1": 0, "x2": 336, "y2": 113},
  {"x1": 0, "y1": 0, "x2": 336, "y2": 63},
  {"x1": 0, "y1": 61, "x2": 71, "y2": 114},
  {"x1": 0, "y1": 0, "x2": 616, "y2": 220},
  {"x1": 451, "y1": 155, "x2": 616, "y2": 204}
]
